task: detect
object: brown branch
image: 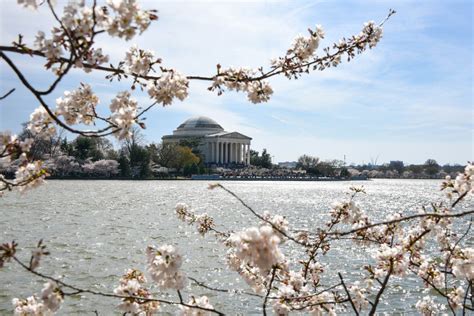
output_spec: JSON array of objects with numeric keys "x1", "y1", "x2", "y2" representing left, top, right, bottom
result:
[
  {"x1": 216, "y1": 184, "x2": 307, "y2": 247},
  {"x1": 262, "y1": 267, "x2": 277, "y2": 316},
  {"x1": 0, "y1": 9, "x2": 396, "y2": 87},
  {"x1": 0, "y1": 88, "x2": 15, "y2": 100},
  {"x1": 368, "y1": 261, "x2": 393, "y2": 316},
  {"x1": 463, "y1": 281, "x2": 473, "y2": 315},
  {"x1": 291, "y1": 298, "x2": 349, "y2": 311},
  {"x1": 329, "y1": 209, "x2": 474, "y2": 237},
  {"x1": 11, "y1": 255, "x2": 225, "y2": 315},
  {"x1": 338, "y1": 273, "x2": 359, "y2": 315},
  {"x1": 452, "y1": 191, "x2": 469, "y2": 208},
  {"x1": 188, "y1": 276, "x2": 263, "y2": 298}
]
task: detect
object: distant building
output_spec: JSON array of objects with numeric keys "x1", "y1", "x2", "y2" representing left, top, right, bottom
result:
[
  {"x1": 278, "y1": 161, "x2": 298, "y2": 169},
  {"x1": 162, "y1": 116, "x2": 252, "y2": 165}
]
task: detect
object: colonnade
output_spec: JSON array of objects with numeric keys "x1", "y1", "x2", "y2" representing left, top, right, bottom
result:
[{"x1": 208, "y1": 141, "x2": 250, "y2": 165}]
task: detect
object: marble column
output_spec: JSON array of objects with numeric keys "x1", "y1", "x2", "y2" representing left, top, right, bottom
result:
[
  {"x1": 239, "y1": 143, "x2": 243, "y2": 163},
  {"x1": 231, "y1": 143, "x2": 235, "y2": 163},
  {"x1": 237, "y1": 143, "x2": 240, "y2": 163},
  {"x1": 248, "y1": 144, "x2": 251, "y2": 165},
  {"x1": 223, "y1": 142, "x2": 227, "y2": 164},
  {"x1": 219, "y1": 142, "x2": 222, "y2": 164}
]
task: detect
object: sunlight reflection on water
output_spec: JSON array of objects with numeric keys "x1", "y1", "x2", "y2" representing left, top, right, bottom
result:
[{"x1": 1, "y1": 179, "x2": 472, "y2": 314}]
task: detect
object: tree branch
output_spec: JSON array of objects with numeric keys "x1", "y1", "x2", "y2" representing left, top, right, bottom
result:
[
  {"x1": 338, "y1": 273, "x2": 359, "y2": 315},
  {"x1": 0, "y1": 88, "x2": 15, "y2": 100}
]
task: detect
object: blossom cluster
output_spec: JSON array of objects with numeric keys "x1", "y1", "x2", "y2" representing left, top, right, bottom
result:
[
  {"x1": 26, "y1": 86, "x2": 141, "y2": 141},
  {"x1": 55, "y1": 84, "x2": 99, "y2": 125},
  {"x1": 0, "y1": 132, "x2": 45, "y2": 196},
  {"x1": 12, "y1": 281, "x2": 63, "y2": 315},
  {"x1": 442, "y1": 162, "x2": 474, "y2": 197},
  {"x1": 227, "y1": 224, "x2": 285, "y2": 272},
  {"x1": 0, "y1": 132, "x2": 33, "y2": 166},
  {"x1": 27, "y1": 107, "x2": 56, "y2": 138},
  {"x1": 146, "y1": 244, "x2": 187, "y2": 290},
  {"x1": 175, "y1": 203, "x2": 215, "y2": 236},
  {"x1": 179, "y1": 296, "x2": 214, "y2": 316},
  {"x1": 124, "y1": 45, "x2": 158, "y2": 76},
  {"x1": 113, "y1": 269, "x2": 159, "y2": 314},
  {"x1": 14, "y1": 159, "x2": 47, "y2": 192},
  {"x1": 450, "y1": 247, "x2": 473, "y2": 280},
  {"x1": 210, "y1": 67, "x2": 273, "y2": 104},
  {"x1": 22, "y1": 0, "x2": 157, "y2": 72},
  {"x1": 415, "y1": 296, "x2": 446, "y2": 315},
  {"x1": 147, "y1": 71, "x2": 189, "y2": 106},
  {"x1": 109, "y1": 91, "x2": 139, "y2": 140},
  {"x1": 100, "y1": 0, "x2": 157, "y2": 40}
]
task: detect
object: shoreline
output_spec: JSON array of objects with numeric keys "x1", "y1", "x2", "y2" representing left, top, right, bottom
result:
[{"x1": 41, "y1": 177, "x2": 444, "y2": 181}]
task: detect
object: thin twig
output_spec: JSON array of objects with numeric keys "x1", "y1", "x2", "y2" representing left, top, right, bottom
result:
[
  {"x1": 338, "y1": 273, "x2": 359, "y2": 315},
  {"x1": 368, "y1": 261, "x2": 393, "y2": 316},
  {"x1": 0, "y1": 88, "x2": 15, "y2": 100},
  {"x1": 330, "y1": 210, "x2": 474, "y2": 237},
  {"x1": 262, "y1": 267, "x2": 277, "y2": 316},
  {"x1": 216, "y1": 184, "x2": 307, "y2": 246},
  {"x1": 188, "y1": 276, "x2": 263, "y2": 298}
]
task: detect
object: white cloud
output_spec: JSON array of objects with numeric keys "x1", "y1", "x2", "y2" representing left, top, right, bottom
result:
[{"x1": 0, "y1": 0, "x2": 472, "y2": 164}]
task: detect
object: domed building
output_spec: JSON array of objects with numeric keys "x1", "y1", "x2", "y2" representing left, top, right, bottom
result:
[{"x1": 162, "y1": 116, "x2": 252, "y2": 165}]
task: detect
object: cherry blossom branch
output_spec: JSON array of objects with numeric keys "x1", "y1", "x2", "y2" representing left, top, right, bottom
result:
[
  {"x1": 338, "y1": 273, "x2": 359, "y2": 315},
  {"x1": 213, "y1": 183, "x2": 307, "y2": 246},
  {"x1": 291, "y1": 298, "x2": 349, "y2": 311},
  {"x1": 9, "y1": 254, "x2": 225, "y2": 315},
  {"x1": 188, "y1": 276, "x2": 263, "y2": 298},
  {"x1": 328, "y1": 209, "x2": 474, "y2": 237},
  {"x1": 262, "y1": 266, "x2": 277, "y2": 316},
  {"x1": 463, "y1": 281, "x2": 473, "y2": 315},
  {"x1": 409, "y1": 267, "x2": 457, "y2": 315},
  {"x1": 368, "y1": 261, "x2": 393, "y2": 316}
]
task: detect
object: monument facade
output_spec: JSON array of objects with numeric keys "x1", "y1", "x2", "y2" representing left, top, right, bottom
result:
[{"x1": 162, "y1": 116, "x2": 252, "y2": 165}]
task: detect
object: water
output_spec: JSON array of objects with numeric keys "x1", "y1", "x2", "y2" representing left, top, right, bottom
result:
[{"x1": 0, "y1": 179, "x2": 472, "y2": 314}]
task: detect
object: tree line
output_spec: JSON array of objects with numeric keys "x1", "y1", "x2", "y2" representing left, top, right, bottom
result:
[
  {"x1": 0, "y1": 126, "x2": 208, "y2": 179},
  {"x1": 294, "y1": 154, "x2": 464, "y2": 179}
]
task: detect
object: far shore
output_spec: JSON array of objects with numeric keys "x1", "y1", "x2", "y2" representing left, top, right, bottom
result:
[{"x1": 42, "y1": 176, "x2": 443, "y2": 181}]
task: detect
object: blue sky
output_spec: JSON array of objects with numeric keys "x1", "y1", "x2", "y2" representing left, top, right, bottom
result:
[{"x1": 0, "y1": 0, "x2": 472, "y2": 165}]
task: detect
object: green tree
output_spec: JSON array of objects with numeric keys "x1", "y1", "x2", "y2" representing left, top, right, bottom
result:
[
  {"x1": 424, "y1": 159, "x2": 440, "y2": 176},
  {"x1": 72, "y1": 136, "x2": 104, "y2": 161},
  {"x1": 389, "y1": 160, "x2": 404, "y2": 174},
  {"x1": 339, "y1": 167, "x2": 350, "y2": 178},
  {"x1": 250, "y1": 150, "x2": 260, "y2": 166},
  {"x1": 296, "y1": 155, "x2": 320, "y2": 174},
  {"x1": 170, "y1": 146, "x2": 200, "y2": 172},
  {"x1": 315, "y1": 161, "x2": 336, "y2": 177},
  {"x1": 121, "y1": 127, "x2": 151, "y2": 178},
  {"x1": 118, "y1": 153, "x2": 131, "y2": 178},
  {"x1": 250, "y1": 149, "x2": 272, "y2": 168},
  {"x1": 407, "y1": 164, "x2": 424, "y2": 175}
]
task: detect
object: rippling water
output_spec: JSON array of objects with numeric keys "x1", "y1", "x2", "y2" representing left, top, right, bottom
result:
[{"x1": 1, "y1": 179, "x2": 472, "y2": 314}]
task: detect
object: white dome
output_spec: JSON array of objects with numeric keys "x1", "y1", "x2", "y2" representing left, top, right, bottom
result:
[{"x1": 173, "y1": 116, "x2": 224, "y2": 136}]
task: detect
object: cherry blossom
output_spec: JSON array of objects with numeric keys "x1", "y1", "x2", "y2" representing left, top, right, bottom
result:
[
  {"x1": 55, "y1": 84, "x2": 99, "y2": 125},
  {"x1": 227, "y1": 225, "x2": 285, "y2": 272},
  {"x1": 146, "y1": 245, "x2": 187, "y2": 290},
  {"x1": 109, "y1": 91, "x2": 138, "y2": 140},
  {"x1": 147, "y1": 70, "x2": 189, "y2": 106},
  {"x1": 179, "y1": 296, "x2": 214, "y2": 316}
]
